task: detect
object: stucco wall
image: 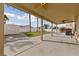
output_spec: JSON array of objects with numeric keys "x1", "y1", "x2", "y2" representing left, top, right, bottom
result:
[{"x1": 66, "y1": 22, "x2": 75, "y2": 33}]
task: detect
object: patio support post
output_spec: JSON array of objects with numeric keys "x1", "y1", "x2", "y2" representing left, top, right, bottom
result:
[
  {"x1": 41, "y1": 18, "x2": 43, "y2": 41},
  {"x1": 29, "y1": 14, "x2": 31, "y2": 32},
  {"x1": 56, "y1": 24, "x2": 58, "y2": 33},
  {"x1": 37, "y1": 17, "x2": 38, "y2": 32},
  {"x1": 74, "y1": 20, "x2": 78, "y2": 42},
  {"x1": 74, "y1": 16, "x2": 79, "y2": 42},
  {"x1": 51, "y1": 23, "x2": 53, "y2": 36},
  {"x1": 74, "y1": 22, "x2": 76, "y2": 34},
  {"x1": 0, "y1": 4, "x2": 4, "y2": 56},
  {"x1": 74, "y1": 17, "x2": 78, "y2": 34}
]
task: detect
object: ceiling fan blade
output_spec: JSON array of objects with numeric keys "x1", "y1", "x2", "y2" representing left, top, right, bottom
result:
[
  {"x1": 34, "y1": 3, "x2": 48, "y2": 10},
  {"x1": 42, "y1": 3, "x2": 48, "y2": 10}
]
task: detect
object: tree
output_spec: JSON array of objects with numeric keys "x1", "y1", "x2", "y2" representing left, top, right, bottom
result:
[
  {"x1": 4, "y1": 15, "x2": 9, "y2": 24},
  {"x1": 44, "y1": 24, "x2": 49, "y2": 29}
]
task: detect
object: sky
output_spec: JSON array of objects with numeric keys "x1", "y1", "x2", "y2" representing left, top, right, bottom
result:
[{"x1": 4, "y1": 4, "x2": 66, "y2": 27}]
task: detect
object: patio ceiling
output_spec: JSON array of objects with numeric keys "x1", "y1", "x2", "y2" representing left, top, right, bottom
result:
[{"x1": 8, "y1": 3, "x2": 79, "y2": 24}]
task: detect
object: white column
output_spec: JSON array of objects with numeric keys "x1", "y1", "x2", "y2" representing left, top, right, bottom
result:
[
  {"x1": 56, "y1": 24, "x2": 58, "y2": 33},
  {"x1": 0, "y1": 4, "x2": 4, "y2": 56},
  {"x1": 75, "y1": 17, "x2": 79, "y2": 42},
  {"x1": 29, "y1": 14, "x2": 31, "y2": 32},
  {"x1": 51, "y1": 23, "x2": 53, "y2": 36},
  {"x1": 37, "y1": 17, "x2": 38, "y2": 32},
  {"x1": 41, "y1": 18, "x2": 43, "y2": 41}
]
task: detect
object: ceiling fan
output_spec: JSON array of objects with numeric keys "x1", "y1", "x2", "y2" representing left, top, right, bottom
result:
[{"x1": 34, "y1": 3, "x2": 48, "y2": 10}]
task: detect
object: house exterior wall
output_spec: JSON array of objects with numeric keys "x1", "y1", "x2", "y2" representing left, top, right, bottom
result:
[
  {"x1": 66, "y1": 22, "x2": 75, "y2": 33},
  {"x1": 44, "y1": 29, "x2": 59, "y2": 32}
]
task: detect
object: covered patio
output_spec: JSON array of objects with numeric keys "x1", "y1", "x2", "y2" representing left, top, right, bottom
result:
[
  {"x1": 4, "y1": 33, "x2": 79, "y2": 56},
  {"x1": 0, "y1": 3, "x2": 79, "y2": 55}
]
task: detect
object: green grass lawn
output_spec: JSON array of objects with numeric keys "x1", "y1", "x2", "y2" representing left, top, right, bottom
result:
[{"x1": 24, "y1": 32, "x2": 50, "y2": 37}]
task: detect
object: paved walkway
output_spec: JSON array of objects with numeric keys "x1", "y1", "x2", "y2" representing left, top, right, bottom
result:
[{"x1": 4, "y1": 33, "x2": 79, "y2": 56}]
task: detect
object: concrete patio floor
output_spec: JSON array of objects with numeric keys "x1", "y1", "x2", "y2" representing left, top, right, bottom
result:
[
  {"x1": 4, "y1": 34, "x2": 42, "y2": 56},
  {"x1": 17, "y1": 40, "x2": 79, "y2": 56},
  {"x1": 4, "y1": 33, "x2": 79, "y2": 56}
]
